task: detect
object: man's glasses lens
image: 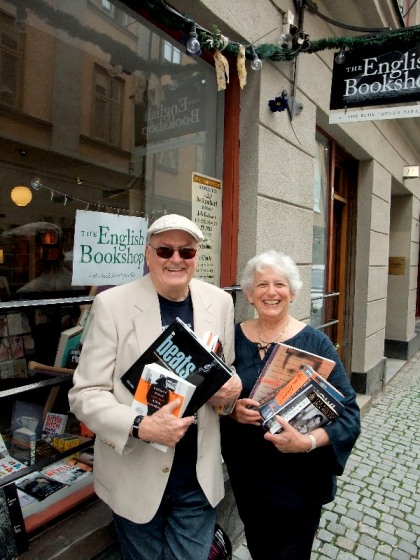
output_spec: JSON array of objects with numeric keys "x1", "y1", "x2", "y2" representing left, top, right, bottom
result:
[{"x1": 152, "y1": 246, "x2": 197, "y2": 259}]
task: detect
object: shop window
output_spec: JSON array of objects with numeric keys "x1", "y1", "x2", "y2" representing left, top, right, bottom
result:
[
  {"x1": 92, "y1": 66, "x2": 124, "y2": 146},
  {"x1": 0, "y1": 12, "x2": 22, "y2": 108},
  {"x1": 0, "y1": 0, "x2": 232, "y2": 306}
]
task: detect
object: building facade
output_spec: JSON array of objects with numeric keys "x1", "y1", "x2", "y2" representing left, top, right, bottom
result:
[{"x1": 1, "y1": 0, "x2": 420, "y2": 553}]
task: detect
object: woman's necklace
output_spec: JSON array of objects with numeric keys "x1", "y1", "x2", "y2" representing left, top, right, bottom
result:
[{"x1": 257, "y1": 317, "x2": 290, "y2": 355}]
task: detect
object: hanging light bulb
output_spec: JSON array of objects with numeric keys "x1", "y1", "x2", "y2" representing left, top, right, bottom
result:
[
  {"x1": 186, "y1": 22, "x2": 201, "y2": 54},
  {"x1": 335, "y1": 49, "x2": 346, "y2": 64},
  {"x1": 250, "y1": 47, "x2": 262, "y2": 71}
]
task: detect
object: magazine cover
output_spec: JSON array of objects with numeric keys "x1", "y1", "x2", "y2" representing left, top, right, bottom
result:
[
  {"x1": 41, "y1": 458, "x2": 93, "y2": 485},
  {"x1": 14, "y1": 471, "x2": 67, "y2": 501}
]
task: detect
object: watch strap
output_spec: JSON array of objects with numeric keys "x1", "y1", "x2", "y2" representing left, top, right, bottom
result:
[{"x1": 132, "y1": 415, "x2": 144, "y2": 439}]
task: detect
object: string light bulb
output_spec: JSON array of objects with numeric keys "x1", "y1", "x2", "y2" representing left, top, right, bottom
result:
[
  {"x1": 186, "y1": 22, "x2": 201, "y2": 54},
  {"x1": 335, "y1": 49, "x2": 346, "y2": 64},
  {"x1": 31, "y1": 177, "x2": 43, "y2": 190},
  {"x1": 250, "y1": 47, "x2": 262, "y2": 71}
]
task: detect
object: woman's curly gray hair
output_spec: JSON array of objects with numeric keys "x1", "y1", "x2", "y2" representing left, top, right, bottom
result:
[{"x1": 240, "y1": 250, "x2": 303, "y2": 297}]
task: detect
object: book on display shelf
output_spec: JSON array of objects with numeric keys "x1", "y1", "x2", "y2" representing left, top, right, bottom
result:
[
  {"x1": 121, "y1": 318, "x2": 233, "y2": 415},
  {"x1": 41, "y1": 457, "x2": 93, "y2": 485},
  {"x1": 0, "y1": 482, "x2": 29, "y2": 557},
  {"x1": 250, "y1": 342, "x2": 336, "y2": 404},
  {"x1": 260, "y1": 375, "x2": 345, "y2": 435},
  {"x1": 0, "y1": 456, "x2": 27, "y2": 479},
  {"x1": 54, "y1": 325, "x2": 84, "y2": 368},
  {"x1": 41, "y1": 412, "x2": 68, "y2": 441},
  {"x1": 132, "y1": 361, "x2": 196, "y2": 452},
  {"x1": 14, "y1": 471, "x2": 68, "y2": 501}
]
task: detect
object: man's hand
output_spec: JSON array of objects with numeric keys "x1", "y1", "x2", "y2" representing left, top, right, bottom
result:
[
  {"x1": 207, "y1": 373, "x2": 242, "y2": 407},
  {"x1": 138, "y1": 399, "x2": 195, "y2": 447}
]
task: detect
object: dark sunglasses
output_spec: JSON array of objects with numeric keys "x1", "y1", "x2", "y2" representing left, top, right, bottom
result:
[{"x1": 148, "y1": 245, "x2": 198, "y2": 260}]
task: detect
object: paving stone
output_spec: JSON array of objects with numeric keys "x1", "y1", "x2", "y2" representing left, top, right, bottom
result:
[
  {"x1": 389, "y1": 549, "x2": 411, "y2": 560},
  {"x1": 396, "y1": 539, "x2": 418, "y2": 556},
  {"x1": 335, "y1": 537, "x2": 356, "y2": 551},
  {"x1": 354, "y1": 544, "x2": 376, "y2": 560}
]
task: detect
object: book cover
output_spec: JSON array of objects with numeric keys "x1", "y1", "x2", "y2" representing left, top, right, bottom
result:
[
  {"x1": 10, "y1": 336, "x2": 24, "y2": 359},
  {"x1": 11, "y1": 428, "x2": 37, "y2": 466},
  {"x1": 12, "y1": 358, "x2": 28, "y2": 379},
  {"x1": 0, "y1": 457, "x2": 27, "y2": 479},
  {"x1": 260, "y1": 380, "x2": 344, "y2": 435},
  {"x1": 261, "y1": 364, "x2": 344, "y2": 410},
  {"x1": 0, "y1": 482, "x2": 29, "y2": 557},
  {"x1": 0, "y1": 433, "x2": 8, "y2": 459},
  {"x1": 35, "y1": 439, "x2": 59, "y2": 463},
  {"x1": 202, "y1": 331, "x2": 226, "y2": 361},
  {"x1": 0, "y1": 314, "x2": 8, "y2": 337},
  {"x1": 11, "y1": 400, "x2": 44, "y2": 440},
  {"x1": 121, "y1": 318, "x2": 233, "y2": 415},
  {"x1": 14, "y1": 471, "x2": 67, "y2": 501},
  {"x1": 42, "y1": 412, "x2": 68, "y2": 440},
  {"x1": 250, "y1": 342, "x2": 336, "y2": 404},
  {"x1": 0, "y1": 360, "x2": 14, "y2": 379},
  {"x1": 54, "y1": 325, "x2": 84, "y2": 368},
  {"x1": 7, "y1": 313, "x2": 30, "y2": 336},
  {"x1": 0, "y1": 337, "x2": 11, "y2": 362},
  {"x1": 77, "y1": 447, "x2": 94, "y2": 466},
  {"x1": 41, "y1": 458, "x2": 93, "y2": 485},
  {"x1": 132, "y1": 362, "x2": 196, "y2": 452}
]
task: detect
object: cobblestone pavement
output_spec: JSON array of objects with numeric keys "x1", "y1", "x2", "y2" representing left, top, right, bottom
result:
[{"x1": 233, "y1": 352, "x2": 420, "y2": 560}]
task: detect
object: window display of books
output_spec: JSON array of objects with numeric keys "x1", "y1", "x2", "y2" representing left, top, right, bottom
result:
[{"x1": 0, "y1": 372, "x2": 95, "y2": 535}]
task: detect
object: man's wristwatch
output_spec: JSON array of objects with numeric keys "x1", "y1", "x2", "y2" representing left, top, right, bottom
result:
[
  {"x1": 132, "y1": 415, "x2": 145, "y2": 439},
  {"x1": 305, "y1": 433, "x2": 318, "y2": 452}
]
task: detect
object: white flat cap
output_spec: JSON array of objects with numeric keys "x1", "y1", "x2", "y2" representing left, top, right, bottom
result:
[{"x1": 147, "y1": 214, "x2": 204, "y2": 242}]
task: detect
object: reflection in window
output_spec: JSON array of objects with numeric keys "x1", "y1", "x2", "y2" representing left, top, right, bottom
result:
[
  {"x1": 0, "y1": 12, "x2": 22, "y2": 108},
  {"x1": 162, "y1": 41, "x2": 181, "y2": 64},
  {"x1": 0, "y1": 0, "x2": 223, "y2": 300},
  {"x1": 93, "y1": 66, "x2": 123, "y2": 146},
  {"x1": 100, "y1": 0, "x2": 128, "y2": 26}
]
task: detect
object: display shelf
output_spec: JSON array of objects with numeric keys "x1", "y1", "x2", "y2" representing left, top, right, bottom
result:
[
  {"x1": 0, "y1": 371, "x2": 96, "y2": 537},
  {"x1": 0, "y1": 437, "x2": 94, "y2": 486}
]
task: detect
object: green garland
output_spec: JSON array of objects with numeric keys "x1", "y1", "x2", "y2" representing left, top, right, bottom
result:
[{"x1": 139, "y1": 0, "x2": 420, "y2": 62}]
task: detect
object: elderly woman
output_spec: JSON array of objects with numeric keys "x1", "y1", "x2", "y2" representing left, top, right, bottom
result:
[{"x1": 220, "y1": 250, "x2": 360, "y2": 560}]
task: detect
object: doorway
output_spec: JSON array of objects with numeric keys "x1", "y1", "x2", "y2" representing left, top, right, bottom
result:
[{"x1": 311, "y1": 131, "x2": 358, "y2": 371}]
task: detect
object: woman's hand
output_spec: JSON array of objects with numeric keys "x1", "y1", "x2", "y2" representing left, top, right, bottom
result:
[
  {"x1": 230, "y1": 398, "x2": 261, "y2": 426},
  {"x1": 264, "y1": 416, "x2": 314, "y2": 453}
]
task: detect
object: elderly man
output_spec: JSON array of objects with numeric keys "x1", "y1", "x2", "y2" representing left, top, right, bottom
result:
[{"x1": 69, "y1": 214, "x2": 241, "y2": 560}]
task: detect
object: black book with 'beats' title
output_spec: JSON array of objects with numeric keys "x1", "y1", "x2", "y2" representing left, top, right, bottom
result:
[{"x1": 121, "y1": 318, "x2": 233, "y2": 416}]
